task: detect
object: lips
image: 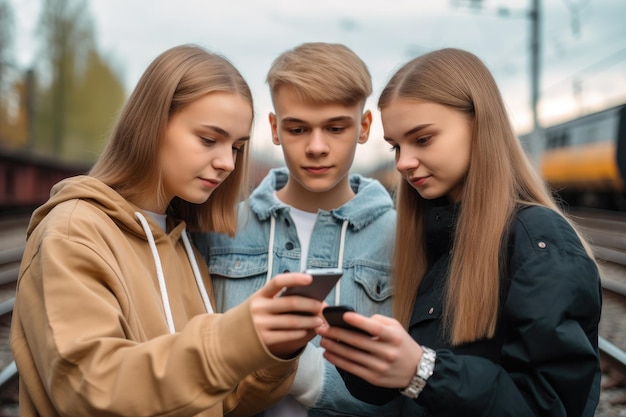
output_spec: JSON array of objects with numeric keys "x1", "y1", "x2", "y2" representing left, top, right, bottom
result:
[
  {"x1": 409, "y1": 175, "x2": 429, "y2": 187},
  {"x1": 199, "y1": 177, "x2": 220, "y2": 188},
  {"x1": 304, "y1": 166, "x2": 331, "y2": 175}
]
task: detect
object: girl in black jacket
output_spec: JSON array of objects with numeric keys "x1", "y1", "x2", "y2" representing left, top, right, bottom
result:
[{"x1": 317, "y1": 48, "x2": 602, "y2": 417}]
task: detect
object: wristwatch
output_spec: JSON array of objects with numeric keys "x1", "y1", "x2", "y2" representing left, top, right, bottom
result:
[{"x1": 400, "y1": 345, "x2": 436, "y2": 399}]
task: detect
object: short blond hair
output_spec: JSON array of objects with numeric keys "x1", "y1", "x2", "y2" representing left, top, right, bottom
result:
[{"x1": 267, "y1": 42, "x2": 372, "y2": 107}]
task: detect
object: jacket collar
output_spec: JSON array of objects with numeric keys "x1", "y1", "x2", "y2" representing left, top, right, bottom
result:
[
  {"x1": 424, "y1": 199, "x2": 458, "y2": 263},
  {"x1": 248, "y1": 167, "x2": 394, "y2": 232}
]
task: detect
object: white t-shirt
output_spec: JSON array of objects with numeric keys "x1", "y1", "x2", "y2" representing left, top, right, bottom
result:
[
  {"x1": 288, "y1": 206, "x2": 317, "y2": 271},
  {"x1": 144, "y1": 210, "x2": 167, "y2": 231},
  {"x1": 265, "y1": 201, "x2": 319, "y2": 417}
]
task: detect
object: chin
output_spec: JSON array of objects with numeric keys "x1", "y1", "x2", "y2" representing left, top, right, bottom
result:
[
  {"x1": 416, "y1": 191, "x2": 444, "y2": 201},
  {"x1": 187, "y1": 193, "x2": 213, "y2": 205}
]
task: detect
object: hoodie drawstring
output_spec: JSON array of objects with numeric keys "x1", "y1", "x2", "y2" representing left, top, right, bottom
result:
[
  {"x1": 335, "y1": 220, "x2": 348, "y2": 306},
  {"x1": 135, "y1": 212, "x2": 212, "y2": 334},
  {"x1": 266, "y1": 214, "x2": 348, "y2": 307},
  {"x1": 181, "y1": 231, "x2": 214, "y2": 315},
  {"x1": 265, "y1": 216, "x2": 276, "y2": 285}
]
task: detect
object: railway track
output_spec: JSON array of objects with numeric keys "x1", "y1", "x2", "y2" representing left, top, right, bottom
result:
[
  {"x1": 0, "y1": 216, "x2": 27, "y2": 416},
  {"x1": 568, "y1": 209, "x2": 626, "y2": 415},
  {"x1": 1, "y1": 211, "x2": 626, "y2": 415}
]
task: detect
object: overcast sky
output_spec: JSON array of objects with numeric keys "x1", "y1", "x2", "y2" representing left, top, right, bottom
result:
[{"x1": 8, "y1": 0, "x2": 626, "y2": 171}]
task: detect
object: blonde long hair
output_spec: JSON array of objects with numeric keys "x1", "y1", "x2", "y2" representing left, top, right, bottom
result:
[
  {"x1": 380, "y1": 48, "x2": 590, "y2": 344},
  {"x1": 90, "y1": 44, "x2": 252, "y2": 234}
]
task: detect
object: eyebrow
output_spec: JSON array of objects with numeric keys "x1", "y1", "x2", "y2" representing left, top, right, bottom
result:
[
  {"x1": 384, "y1": 123, "x2": 433, "y2": 142},
  {"x1": 201, "y1": 124, "x2": 250, "y2": 142},
  {"x1": 404, "y1": 123, "x2": 433, "y2": 137},
  {"x1": 201, "y1": 124, "x2": 229, "y2": 137}
]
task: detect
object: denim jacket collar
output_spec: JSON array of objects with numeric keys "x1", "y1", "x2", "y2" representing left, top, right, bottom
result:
[{"x1": 249, "y1": 167, "x2": 394, "y2": 232}]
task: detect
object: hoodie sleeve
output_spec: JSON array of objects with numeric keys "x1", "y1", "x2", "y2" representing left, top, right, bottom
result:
[{"x1": 13, "y1": 232, "x2": 297, "y2": 417}]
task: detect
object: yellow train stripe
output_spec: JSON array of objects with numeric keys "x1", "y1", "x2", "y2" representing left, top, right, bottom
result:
[{"x1": 541, "y1": 141, "x2": 624, "y2": 190}]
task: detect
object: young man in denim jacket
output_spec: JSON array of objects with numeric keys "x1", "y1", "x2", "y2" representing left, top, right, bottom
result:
[{"x1": 194, "y1": 42, "x2": 403, "y2": 416}]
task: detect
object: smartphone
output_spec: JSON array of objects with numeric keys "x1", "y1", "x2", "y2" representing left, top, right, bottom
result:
[
  {"x1": 323, "y1": 305, "x2": 371, "y2": 336},
  {"x1": 277, "y1": 268, "x2": 343, "y2": 301}
]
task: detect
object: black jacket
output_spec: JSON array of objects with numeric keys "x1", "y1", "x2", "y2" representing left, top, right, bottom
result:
[{"x1": 340, "y1": 203, "x2": 602, "y2": 417}]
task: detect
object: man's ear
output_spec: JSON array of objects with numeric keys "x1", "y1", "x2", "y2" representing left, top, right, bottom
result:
[
  {"x1": 358, "y1": 110, "x2": 373, "y2": 144},
  {"x1": 269, "y1": 113, "x2": 280, "y2": 145}
]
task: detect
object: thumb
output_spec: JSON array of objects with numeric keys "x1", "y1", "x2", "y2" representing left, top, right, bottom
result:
[{"x1": 259, "y1": 272, "x2": 312, "y2": 298}]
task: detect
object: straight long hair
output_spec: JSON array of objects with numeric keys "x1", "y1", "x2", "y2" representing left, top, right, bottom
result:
[
  {"x1": 380, "y1": 48, "x2": 592, "y2": 344},
  {"x1": 90, "y1": 44, "x2": 253, "y2": 234}
]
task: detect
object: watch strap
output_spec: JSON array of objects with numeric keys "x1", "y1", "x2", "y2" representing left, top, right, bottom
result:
[{"x1": 399, "y1": 345, "x2": 436, "y2": 399}]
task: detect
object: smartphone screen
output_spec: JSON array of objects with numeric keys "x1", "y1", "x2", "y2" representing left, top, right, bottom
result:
[{"x1": 277, "y1": 268, "x2": 343, "y2": 301}]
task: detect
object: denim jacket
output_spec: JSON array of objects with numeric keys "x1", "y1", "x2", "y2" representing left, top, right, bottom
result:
[{"x1": 194, "y1": 167, "x2": 405, "y2": 416}]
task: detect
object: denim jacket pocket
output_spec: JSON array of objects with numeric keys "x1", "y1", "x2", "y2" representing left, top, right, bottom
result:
[
  {"x1": 207, "y1": 252, "x2": 268, "y2": 278},
  {"x1": 352, "y1": 264, "x2": 393, "y2": 316},
  {"x1": 207, "y1": 252, "x2": 269, "y2": 312}
]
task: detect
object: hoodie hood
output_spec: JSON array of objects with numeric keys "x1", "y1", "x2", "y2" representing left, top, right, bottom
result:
[
  {"x1": 28, "y1": 175, "x2": 165, "y2": 241},
  {"x1": 27, "y1": 175, "x2": 213, "y2": 333}
]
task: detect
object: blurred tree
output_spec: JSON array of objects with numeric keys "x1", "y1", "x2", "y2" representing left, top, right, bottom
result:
[
  {"x1": 33, "y1": 0, "x2": 126, "y2": 162},
  {"x1": 65, "y1": 49, "x2": 126, "y2": 160},
  {"x1": 1, "y1": 74, "x2": 30, "y2": 147},
  {"x1": 0, "y1": 0, "x2": 15, "y2": 143}
]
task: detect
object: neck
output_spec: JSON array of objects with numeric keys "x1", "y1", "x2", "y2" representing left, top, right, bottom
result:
[{"x1": 276, "y1": 176, "x2": 354, "y2": 212}]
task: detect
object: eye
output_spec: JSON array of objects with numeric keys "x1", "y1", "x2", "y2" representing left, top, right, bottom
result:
[
  {"x1": 328, "y1": 126, "x2": 346, "y2": 134},
  {"x1": 416, "y1": 136, "x2": 431, "y2": 145},
  {"x1": 385, "y1": 139, "x2": 399, "y2": 152},
  {"x1": 199, "y1": 136, "x2": 216, "y2": 146},
  {"x1": 232, "y1": 139, "x2": 248, "y2": 155},
  {"x1": 287, "y1": 127, "x2": 306, "y2": 135}
]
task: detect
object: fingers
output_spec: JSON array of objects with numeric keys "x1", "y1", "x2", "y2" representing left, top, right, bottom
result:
[
  {"x1": 256, "y1": 314, "x2": 321, "y2": 358},
  {"x1": 263, "y1": 329, "x2": 317, "y2": 348},
  {"x1": 319, "y1": 311, "x2": 391, "y2": 342},
  {"x1": 250, "y1": 273, "x2": 326, "y2": 358},
  {"x1": 319, "y1": 315, "x2": 425, "y2": 389},
  {"x1": 258, "y1": 272, "x2": 313, "y2": 298},
  {"x1": 252, "y1": 291, "x2": 324, "y2": 318},
  {"x1": 340, "y1": 312, "x2": 384, "y2": 337},
  {"x1": 320, "y1": 338, "x2": 390, "y2": 385},
  {"x1": 253, "y1": 306, "x2": 323, "y2": 331}
]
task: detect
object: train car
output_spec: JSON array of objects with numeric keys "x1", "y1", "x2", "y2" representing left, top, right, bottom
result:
[
  {"x1": 0, "y1": 145, "x2": 281, "y2": 217},
  {"x1": 0, "y1": 146, "x2": 92, "y2": 216},
  {"x1": 522, "y1": 103, "x2": 626, "y2": 210},
  {"x1": 366, "y1": 103, "x2": 626, "y2": 211}
]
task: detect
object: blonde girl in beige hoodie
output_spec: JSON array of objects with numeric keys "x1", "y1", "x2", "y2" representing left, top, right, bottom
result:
[{"x1": 10, "y1": 44, "x2": 325, "y2": 417}]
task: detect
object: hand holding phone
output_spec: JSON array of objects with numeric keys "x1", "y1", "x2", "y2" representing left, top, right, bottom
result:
[
  {"x1": 277, "y1": 268, "x2": 343, "y2": 301},
  {"x1": 323, "y1": 305, "x2": 371, "y2": 336}
]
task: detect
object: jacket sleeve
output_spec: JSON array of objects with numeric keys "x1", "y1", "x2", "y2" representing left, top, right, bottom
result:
[
  {"x1": 14, "y1": 235, "x2": 297, "y2": 417},
  {"x1": 339, "y1": 210, "x2": 602, "y2": 417}
]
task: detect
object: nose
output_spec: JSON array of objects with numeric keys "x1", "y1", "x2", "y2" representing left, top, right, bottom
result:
[
  {"x1": 213, "y1": 144, "x2": 236, "y2": 173},
  {"x1": 306, "y1": 129, "x2": 330, "y2": 156},
  {"x1": 395, "y1": 148, "x2": 419, "y2": 174}
]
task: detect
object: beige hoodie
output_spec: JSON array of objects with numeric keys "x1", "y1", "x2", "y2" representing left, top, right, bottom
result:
[{"x1": 10, "y1": 176, "x2": 297, "y2": 417}]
